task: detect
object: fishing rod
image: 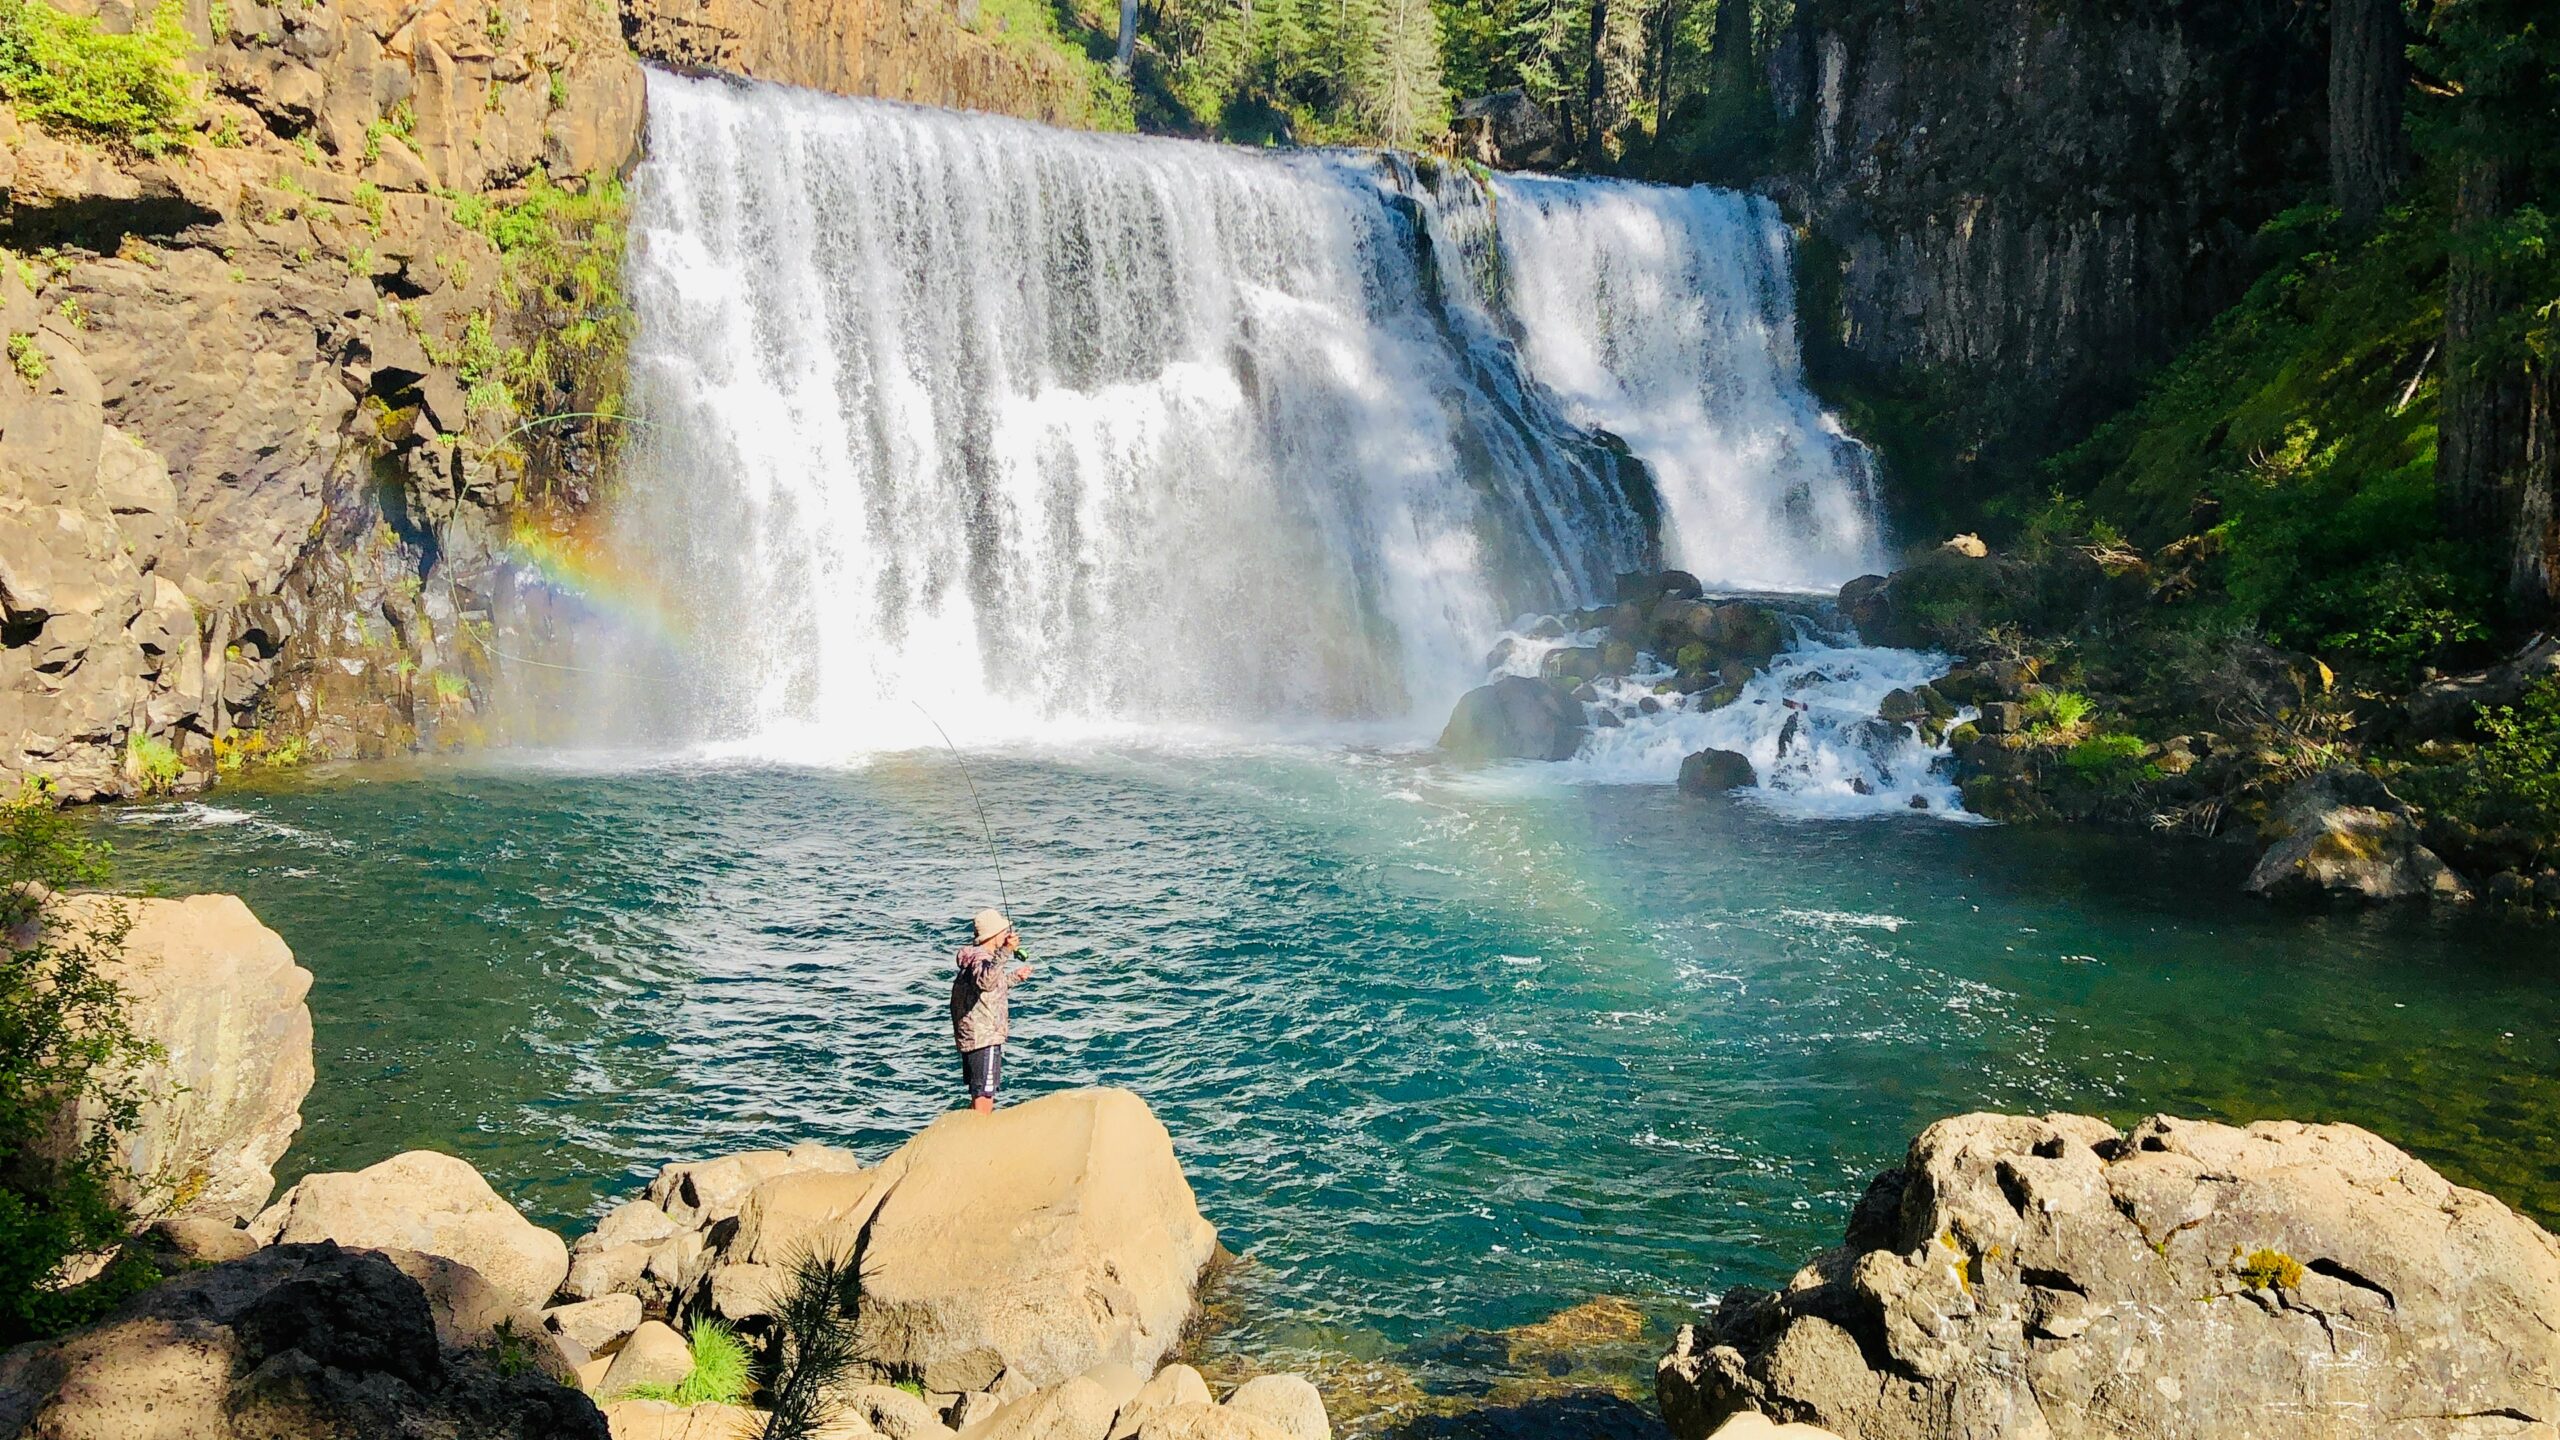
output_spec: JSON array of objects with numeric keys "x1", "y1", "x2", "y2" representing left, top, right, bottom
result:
[{"x1": 911, "y1": 701, "x2": 1015, "y2": 937}]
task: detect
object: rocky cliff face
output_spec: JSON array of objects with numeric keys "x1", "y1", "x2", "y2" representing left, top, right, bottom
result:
[
  {"x1": 0, "y1": 0, "x2": 641, "y2": 800},
  {"x1": 1768, "y1": 0, "x2": 2325, "y2": 524},
  {"x1": 620, "y1": 0, "x2": 1106, "y2": 126}
]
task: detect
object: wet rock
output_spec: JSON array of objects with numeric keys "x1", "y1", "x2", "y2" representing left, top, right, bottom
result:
[
  {"x1": 2244, "y1": 769, "x2": 2469, "y2": 905},
  {"x1": 249, "y1": 1151, "x2": 571, "y2": 1313},
  {"x1": 1615, "y1": 569, "x2": 1704, "y2": 608},
  {"x1": 0, "y1": 1242, "x2": 609, "y2": 1439},
  {"x1": 1451, "y1": 90, "x2": 1565, "y2": 170},
  {"x1": 1974, "y1": 701, "x2": 2025, "y2": 735},
  {"x1": 1875, "y1": 687, "x2": 1923, "y2": 724},
  {"x1": 1677, "y1": 749, "x2": 1756, "y2": 794},
  {"x1": 37, "y1": 892, "x2": 312, "y2": 1223},
  {"x1": 1657, "y1": 1112, "x2": 2560, "y2": 1440},
  {"x1": 1541, "y1": 646, "x2": 1608, "y2": 684},
  {"x1": 1439, "y1": 677, "x2": 1588, "y2": 763}
]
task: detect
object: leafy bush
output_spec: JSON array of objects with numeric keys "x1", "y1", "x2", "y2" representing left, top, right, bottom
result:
[
  {"x1": 2063, "y1": 732, "x2": 2161, "y2": 788},
  {"x1": 123, "y1": 733, "x2": 181, "y2": 794},
  {"x1": 2432, "y1": 679, "x2": 2560, "y2": 849},
  {"x1": 629, "y1": 1317, "x2": 753, "y2": 1407},
  {"x1": 7, "y1": 333, "x2": 44, "y2": 384},
  {"x1": 0, "y1": 785, "x2": 160, "y2": 1342},
  {"x1": 0, "y1": 0, "x2": 195, "y2": 153},
  {"x1": 759, "y1": 1248, "x2": 871, "y2": 1440},
  {"x1": 2026, "y1": 689, "x2": 2093, "y2": 735}
]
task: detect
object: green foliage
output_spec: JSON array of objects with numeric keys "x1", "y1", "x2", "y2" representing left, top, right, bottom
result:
[
  {"x1": 2418, "y1": 679, "x2": 2560, "y2": 856},
  {"x1": 0, "y1": 0, "x2": 194, "y2": 154},
  {"x1": 0, "y1": 786, "x2": 162, "y2": 1344},
  {"x1": 123, "y1": 734, "x2": 181, "y2": 794},
  {"x1": 2025, "y1": 689, "x2": 2092, "y2": 736},
  {"x1": 1150, "y1": 0, "x2": 1446, "y2": 145},
  {"x1": 2062, "y1": 731, "x2": 2159, "y2": 789},
  {"x1": 7, "y1": 332, "x2": 43, "y2": 384},
  {"x1": 626, "y1": 1318, "x2": 753, "y2": 1406},
  {"x1": 1673, "y1": 642, "x2": 1709, "y2": 672},
  {"x1": 760, "y1": 1248, "x2": 870, "y2": 1440},
  {"x1": 2235, "y1": 1248, "x2": 2304, "y2": 1292},
  {"x1": 2049, "y1": 203, "x2": 2504, "y2": 685},
  {"x1": 968, "y1": 0, "x2": 1136, "y2": 133}
]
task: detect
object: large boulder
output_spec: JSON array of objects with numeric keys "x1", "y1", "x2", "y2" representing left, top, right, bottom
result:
[
  {"x1": 249, "y1": 1151, "x2": 570, "y2": 1312},
  {"x1": 1677, "y1": 749, "x2": 1756, "y2": 794},
  {"x1": 2244, "y1": 769, "x2": 2469, "y2": 904},
  {"x1": 1439, "y1": 676, "x2": 1588, "y2": 763},
  {"x1": 2395, "y1": 634, "x2": 2560, "y2": 741},
  {"x1": 1451, "y1": 90, "x2": 1565, "y2": 170},
  {"x1": 845, "y1": 1088, "x2": 1218, "y2": 1391},
  {"x1": 41, "y1": 892, "x2": 312, "y2": 1223},
  {"x1": 0, "y1": 1242, "x2": 608, "y2": 1439},
  {"x1": 1658, "y1": 1111, "x2": 2560, "y2": 1439}
]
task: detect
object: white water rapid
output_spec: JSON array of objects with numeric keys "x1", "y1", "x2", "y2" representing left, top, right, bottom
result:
[{"x1": 570, "y1": 71, "x2": 1894, "y2": 765}]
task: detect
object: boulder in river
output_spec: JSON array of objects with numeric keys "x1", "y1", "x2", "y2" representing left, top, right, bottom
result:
[
  {"x1": 1439, "y1": 676, "x2": 1588, "y2": 762},
  {"x1": 249, "y1": 1150, "x2": 571, "y2": 1313},
  {"x1": 0, "y1": 1242, "x2": 608, "y2": 1439},
  {"x1": 1657, "y1": 1111, "x2": 2560, "y2": 1439},
  {"x1": 39, "y1": 892, "x2": 313, "y2": 1223},
  {"x1": 1678, "y1": 749, "x2": 1756, "y2": 794},
  {"x1": 2244, "y1": 769, "x2": 2469, "y2": 904}
]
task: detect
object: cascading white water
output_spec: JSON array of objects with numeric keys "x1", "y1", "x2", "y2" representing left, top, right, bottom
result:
[
  {"x1": 584, "y1": 71, "x2": 1886, "y2": 753},
  {"x1": 1471, "y1": 176, "x2": 1886, "y2": 591}
]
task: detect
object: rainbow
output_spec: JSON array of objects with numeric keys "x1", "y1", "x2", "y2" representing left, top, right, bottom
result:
[{"x1": 502, "y1": 515, "x2": 690, "y2": 652}]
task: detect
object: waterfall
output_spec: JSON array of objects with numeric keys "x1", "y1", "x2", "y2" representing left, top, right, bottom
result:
[{"x1": 574, "y1": 72, "x2": 1884, "y2": 752}]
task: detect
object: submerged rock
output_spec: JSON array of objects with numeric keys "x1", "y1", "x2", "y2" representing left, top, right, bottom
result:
[
  {"x1": 1440, "y1": 677, "x2": 1588, "y2": 762},
  {"x1": 1657, "y1": 1112, "x2": 2560, "y2": 1439},
  {"x1": 1677, "y1": 749, "x2": 1756, "y2": 794},
  {"x1": 0, "y1": 1242, "x2": 608, "y2": 1439},
  {"x1": 2245, "y1": 769, "x2": 2469, "y2": 904}
]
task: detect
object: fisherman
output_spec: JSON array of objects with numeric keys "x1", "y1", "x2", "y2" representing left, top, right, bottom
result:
[{"x1": 951, "y1": 908, "x2": 1032, "y2": 1113}]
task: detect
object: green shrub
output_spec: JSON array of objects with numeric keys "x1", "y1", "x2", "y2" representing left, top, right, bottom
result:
[
  {"x1": 0, "y1": 784, "x2": 162, "y2": 1342},
  {"x1": 627, "y1": 1317, "x2": 754, "y2": 1406},
  {"x1": 7, "y1": 333, "x2": 43, "y2": 384},
  {"x1": 2440, "y1": 678, "x2": 2560, "y2": 847},
  {"x1": 2026, "y1": 689, "x2": 2094, "y2": 735},
  {"x1": 123, "y1": 733, "x2": 180, "y2": 794},
  {"x1": 0, "y1": 0, "x2": 195, "y2": 153},
  {"x1": 2063, "y1": 732, "x2": 2161, "y2": 787}
]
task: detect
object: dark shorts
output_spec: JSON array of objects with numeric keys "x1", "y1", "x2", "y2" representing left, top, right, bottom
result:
[{"x1": 961, "y1": 1044, "x2": 1003, "y2": 1099}]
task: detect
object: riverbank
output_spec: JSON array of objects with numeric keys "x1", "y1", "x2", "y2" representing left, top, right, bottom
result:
[{"x1": 7, "y1": 885, "x2": 2554, "y2": 1438}]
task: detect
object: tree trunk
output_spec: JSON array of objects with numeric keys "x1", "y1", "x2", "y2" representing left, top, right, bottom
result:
[
  {"x1": 2327, "y1": 0, "x2": 2406, "y2": 222},
  {"x1": 2512, "y1": 361, "x2": 2558, "y2": 614},
  {"x1": 1649, "y1": 0, "x2": 1682, "y2": 123},
  {"x1": 2440, "y1": 157, "x2": 2534, "y2": 568},
  {"x1": 1709, "y1": 0, "x2": 1752, "y2": 101},
  {"x1": 1114, "y1": 0, "x2": 1137, "y2": 74},
  {"x1": 1583, "y1": 0, "x2": 1613, "y2": 160}
]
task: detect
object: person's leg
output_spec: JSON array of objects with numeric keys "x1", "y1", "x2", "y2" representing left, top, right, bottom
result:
[{"x1": 963, "y1": 1044, "x2": 1002, "y2": 1113}]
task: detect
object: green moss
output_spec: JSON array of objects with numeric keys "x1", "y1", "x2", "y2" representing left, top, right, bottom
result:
[{"x1": 0, "y1": 0, "x2": 194, "y2": 153}]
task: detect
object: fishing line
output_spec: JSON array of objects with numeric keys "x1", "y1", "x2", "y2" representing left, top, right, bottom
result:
[{"x1": 912, "y1": 701, "x2": 1011, "y2": 920}]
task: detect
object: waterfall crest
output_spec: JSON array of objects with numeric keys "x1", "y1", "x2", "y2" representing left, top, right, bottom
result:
[{"x1": 580, "y1": 72, "x2": 1882, "y2": 751}]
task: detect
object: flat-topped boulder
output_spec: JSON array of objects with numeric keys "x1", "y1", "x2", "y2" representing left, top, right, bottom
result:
[
  {"x1": 249, "y1": 1150, "x2": 570, "y2": 1313},
  {"x1": 846, "y1": 1087, "x2": 1218, "y2": 1391},
  {"x1": 1659, "y1": 1111, "x2": 2560, "y2": 1439}
]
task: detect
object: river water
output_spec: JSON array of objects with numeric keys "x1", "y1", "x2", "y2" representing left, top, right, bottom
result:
[
  {"x1": 92, "y1": 67, "x2": 2560, "y2": 1422},
  {"x1": 101, "y1": 753, "x2": 2560, "y2": 1403}
]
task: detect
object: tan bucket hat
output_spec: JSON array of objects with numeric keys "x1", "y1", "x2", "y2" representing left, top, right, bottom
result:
[{"x1": 972, "y1": 908, "x2": 1013, "y2": 946}]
